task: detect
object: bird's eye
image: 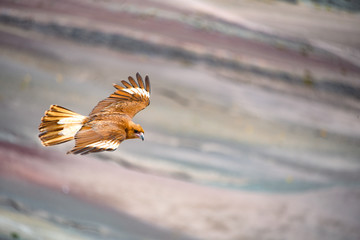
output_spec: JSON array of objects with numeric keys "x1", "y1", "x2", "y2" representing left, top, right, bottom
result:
[{"x1": 134, "y1": 130, "x2": 139, "y2": 133}]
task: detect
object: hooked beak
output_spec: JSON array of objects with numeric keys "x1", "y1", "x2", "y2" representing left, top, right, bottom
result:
[{"x1": 137, "y1": 132, "x2": 144, "y2": 141}]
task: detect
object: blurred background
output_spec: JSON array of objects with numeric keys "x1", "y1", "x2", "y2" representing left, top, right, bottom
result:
[{"x1": 0, "y1": 0, "x2": 360, "y2": 239}]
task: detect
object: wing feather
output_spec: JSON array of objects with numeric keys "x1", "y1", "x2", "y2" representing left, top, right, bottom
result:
[
  {"x1": 137, "y1": 73, "x2": 145, "y2": 89},
  {"x1": 145, "y1": 75, "x2": 151, "y2": 93},
  {"x1": 89, "y1": 73, "x2": 151, "y2": 118},
  {"x1": 121, "y1": 80, "x2": 132, "y2": 88},
  {"x1": 68, "y1": 122, "x2": 124, "y2": 155},
  {"x1": 128, "y1": 76, "x2": 139, "y2": 88},
  {"x1": 109, "y1": 94, "x2": 130, "y2": 100},
  {"x1": 113, "y1": 84, "x2": 125, "y2": 91}
]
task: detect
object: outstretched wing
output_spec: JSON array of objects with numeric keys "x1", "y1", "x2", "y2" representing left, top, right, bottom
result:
[
  {"x1": 89, "y1": 72, "x2": 150, "y2": 119},
  {"x1": 68, "y1": 118, "x2": 126, "y2": 155}
]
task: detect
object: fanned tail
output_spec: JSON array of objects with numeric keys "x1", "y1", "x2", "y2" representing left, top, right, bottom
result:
[{"x1": 38, "y1": 105, "x2": 87, "y2": 146}]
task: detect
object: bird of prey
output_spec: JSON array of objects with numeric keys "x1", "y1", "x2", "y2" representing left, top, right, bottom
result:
[{"x1": 38, "y1": 73, "x2": 151, "y2": 155}]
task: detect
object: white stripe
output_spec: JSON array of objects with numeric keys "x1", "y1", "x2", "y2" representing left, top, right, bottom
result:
[
  {"x1": 60, "y1": 124, "x2": 82, "y2": 137},
  {"x1": 89, "y1": 142, "x2": 102, "y2": 148},
  {"x1": 122, "y1": 88, "x2": 135, "y2": 95},
  {"x1": 132, "y1": 88, "x2": 142, "y2": 96},
  {"x1": 58, "y1": 115, "x2": 86, "y2": 124},
  {"x1": 87, "y1": 140, "x2": 119, "y2": 149},
  {"x1": 139, "y1": 88, "x2": 150, "y2": 98},
  {"x1": 122, "y1": 88, "x2": 150, "y2": 99},
  {"x1": 58, "y1": 115, "x2": 86, "y2": 137}
]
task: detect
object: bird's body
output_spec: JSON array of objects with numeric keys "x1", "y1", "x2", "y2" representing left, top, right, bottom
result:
[{"x1": 38, "y1": 73, "x2": 150, "y2": 155}]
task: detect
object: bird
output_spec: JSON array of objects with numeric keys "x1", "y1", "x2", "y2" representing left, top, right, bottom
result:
[{"x1": 38, "y1": 72, "x2": 151, "y2": 155}]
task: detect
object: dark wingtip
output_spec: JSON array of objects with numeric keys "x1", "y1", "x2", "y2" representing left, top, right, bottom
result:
[
  {"x1": 145, "y1": 75, "x2": 150, "y2": 93},
  {"x1": 128, "y1": 76, "x2": 139, "y2": 88},
  {"x1": 136, "y1": 72, "x2": 145, "y2": 89},
  {"x1": 121, "y1": 80, "x2": 132, "y2": 88}
]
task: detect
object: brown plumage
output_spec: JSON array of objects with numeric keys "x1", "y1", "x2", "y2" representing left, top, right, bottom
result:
[{"x1": 38, "y1": 73, "x2": 151, "y2": 155}]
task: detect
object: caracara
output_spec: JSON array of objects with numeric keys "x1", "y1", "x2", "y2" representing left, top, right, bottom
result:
[{"x1": 38, "y1": 73, "x2": 150, "y2": 155}]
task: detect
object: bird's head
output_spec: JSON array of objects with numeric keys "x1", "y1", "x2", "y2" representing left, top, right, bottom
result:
[{"x1": 127, "y1": 122, "x2": 145, "y2": 141}]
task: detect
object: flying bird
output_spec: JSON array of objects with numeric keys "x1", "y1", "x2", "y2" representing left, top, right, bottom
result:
[{"x1": 38, "y1": 73, "x2": 151, "y2": 155}]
